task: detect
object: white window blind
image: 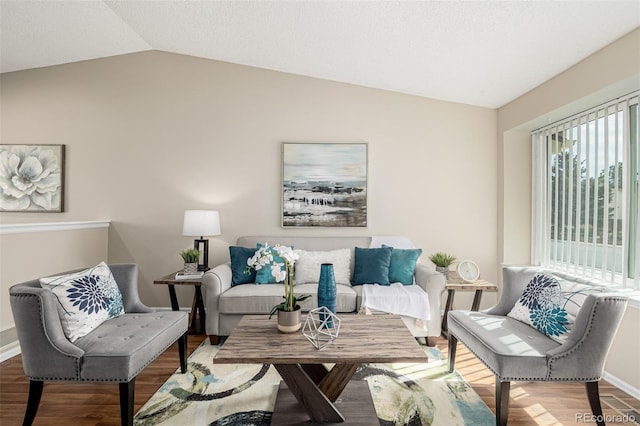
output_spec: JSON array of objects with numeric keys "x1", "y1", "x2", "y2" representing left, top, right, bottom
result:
[{"x1": 532, "y1": 91, "x2": 639, "y2": 289}]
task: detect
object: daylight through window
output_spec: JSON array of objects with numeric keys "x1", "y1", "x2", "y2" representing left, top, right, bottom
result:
[{"x1": 532, "y1": 91, "x2": 639, "y2": 289}]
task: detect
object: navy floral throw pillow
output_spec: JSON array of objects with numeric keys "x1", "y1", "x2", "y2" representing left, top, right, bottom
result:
[
  {"x1": 508, "y1": 274, "x2": 569, "y2": 342},
  {"x1": 40, "y1": 262, "x2": 124, "y2": 342}
]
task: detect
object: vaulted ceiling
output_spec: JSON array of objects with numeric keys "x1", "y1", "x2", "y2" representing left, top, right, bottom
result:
[{"x1": 1, "y1": 1, "x2": 639, "y2": 108}]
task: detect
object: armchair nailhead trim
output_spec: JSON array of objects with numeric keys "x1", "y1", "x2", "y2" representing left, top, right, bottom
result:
[{"x1": 11, "y1": 293, "x2": 82, "y2": 379}]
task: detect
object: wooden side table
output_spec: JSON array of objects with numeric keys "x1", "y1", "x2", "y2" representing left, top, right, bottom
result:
[
  {"x1": 441, "y1": 274, "x2": 497, "y2": 336},
  {"x1": 154, "y1": 272, "x2": 206, "y2": 334}
]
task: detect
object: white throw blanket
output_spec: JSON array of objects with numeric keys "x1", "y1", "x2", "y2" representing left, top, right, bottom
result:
[{"x1": 361, "y1": 283, "x2": 430, "y2": 321}]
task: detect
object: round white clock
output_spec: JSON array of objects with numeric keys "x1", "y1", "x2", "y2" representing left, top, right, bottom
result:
[{"x1": 457, "y1": 260, "x2": 480, "y2": 282}]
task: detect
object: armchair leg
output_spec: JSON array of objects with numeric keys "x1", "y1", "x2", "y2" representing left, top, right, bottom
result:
[
  {"x1": 119, "y1": 379, "x2": 135, "y2": 426},
  {"x1": 586, "y1": 381, "x2": 605, "y2": 426},
  {"x1": 178, "y1": 332, "x2": 188, "y2": 373},
  {"x1": 209, "y1": 335, "x2": 220, "y2": 345},
  {"x1": 23, "y1": 380, "x2": 44, "y2": 426},
  {"x1": 448, "y1": 334, "x2": 458, "y2": 373},
  {"x1": 495, "y1": 379, "x2": 510, "y2": 426}
]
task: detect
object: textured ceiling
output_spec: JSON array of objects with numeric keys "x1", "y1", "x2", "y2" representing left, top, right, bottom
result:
[{"x1": 1, "y1": 1, "x2": 639, "y2": 108}]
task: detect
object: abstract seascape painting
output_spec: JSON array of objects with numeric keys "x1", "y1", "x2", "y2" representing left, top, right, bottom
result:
[
  {"x1": 282, "y1": 143, "x2": 367, "y2": 227},
  {"x1": 0, "y1": 144, "x2": 65, "y2": 212}
]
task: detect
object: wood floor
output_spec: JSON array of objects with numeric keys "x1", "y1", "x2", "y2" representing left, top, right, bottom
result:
[{"x1": 0, "y1": 333, "x2": 638, "y2": 426}]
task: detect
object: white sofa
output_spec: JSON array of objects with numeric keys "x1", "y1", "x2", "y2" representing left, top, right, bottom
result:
[{"x1": 202, "y1": 236, "x2": 446, "y2": 345}]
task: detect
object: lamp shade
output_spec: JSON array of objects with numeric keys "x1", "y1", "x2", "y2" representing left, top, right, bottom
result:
[{"x1": 182, "y1": 210, "x2": 221, "y2": 237}]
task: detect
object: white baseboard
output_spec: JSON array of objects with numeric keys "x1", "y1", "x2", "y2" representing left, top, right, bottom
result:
[
  {"x1": 0, "y1": 341, "x2": 21, "y2": 363},
  {"x1": 603, "y1": 371, "x2": 640, "y2": 400}
]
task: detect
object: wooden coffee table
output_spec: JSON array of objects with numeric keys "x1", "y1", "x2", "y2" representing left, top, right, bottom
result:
[{"x1": 214, "y1": 314, "x2": 428, "y2": 424}]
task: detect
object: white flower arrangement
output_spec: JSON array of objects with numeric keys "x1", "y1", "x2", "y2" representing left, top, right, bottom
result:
[{"x1": 247, "y1": 243, "x2": 310, "y2": 314}]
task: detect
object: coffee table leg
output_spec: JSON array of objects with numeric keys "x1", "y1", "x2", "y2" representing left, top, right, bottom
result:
[
  {"x1": 274, "y1": 364, "x2": 345, "y2": 423},
  {"x1": 319, "y1": 363, "x2": 359, "y2": 402},
  {"x1": 301, "y1": 364, "x2": 329, "y2": 384}
]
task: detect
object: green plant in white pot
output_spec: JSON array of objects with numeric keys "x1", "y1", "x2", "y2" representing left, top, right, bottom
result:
[
  {"x1": 180, "y1": 248, "x2": 200, "y2": 274},
  {"x1": 429, "y1": 252, "x2": 456, "y2": 280}
]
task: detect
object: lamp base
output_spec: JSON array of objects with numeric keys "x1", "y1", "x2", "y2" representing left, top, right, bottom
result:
[{"x1": 193, "y1": 238, "x2": 210, "y2": 271}]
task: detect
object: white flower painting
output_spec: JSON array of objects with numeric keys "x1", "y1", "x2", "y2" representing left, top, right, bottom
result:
[{"x1": 0, "y1": 144, "x2": 65, "y2": 212}]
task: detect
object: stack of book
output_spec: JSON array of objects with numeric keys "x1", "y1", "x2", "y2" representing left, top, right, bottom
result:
[{"x1": 175, "y1": 271, "x2": 204, "y2": 280}]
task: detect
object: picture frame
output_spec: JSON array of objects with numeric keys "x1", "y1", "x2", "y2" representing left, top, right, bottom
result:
[
  {"x1": 282, "y1": 142, "x2": 367, "y2": 227},
  {"x1": 0, "y1": 144, "x2": 65, "y2": 212}
]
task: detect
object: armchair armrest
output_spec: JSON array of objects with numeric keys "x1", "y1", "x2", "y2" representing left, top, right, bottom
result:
[
  {"x1": 110, "y1": 263, "x2": 153, "y2": 313},
  {"x1": 546, "y1": 294, "x2": 628, "y2": 380},
  {"x1": 486, "y1": 265, "x2": 541, "y2": 316},
  {"x1": 10, "y1": 284, "x2": 84, "y2": 380}
]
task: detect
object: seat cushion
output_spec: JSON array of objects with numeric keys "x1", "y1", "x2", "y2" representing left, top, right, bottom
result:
[
  {"x1": 75, "y1": 311, "x2": 188, "y2": 382},
  {"x1": 219, "y1": 283, "x2": 357, "y2": 314},
  {"x1": 448, "y1": 310, "x2": 561, "y2": 381}
]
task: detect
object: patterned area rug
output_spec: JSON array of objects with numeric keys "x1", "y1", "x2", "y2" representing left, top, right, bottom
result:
[{"x1": 134, "y1": 340, "x2": 495, "y2": 426}]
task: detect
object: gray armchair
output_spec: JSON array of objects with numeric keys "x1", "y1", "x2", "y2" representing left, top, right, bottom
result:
[
  {"x1": 9, "y1": 263, "x2": 189, "y2": 426},
  {"x1": 447, "y1": 266, "x2": 629, "y2": 426}
]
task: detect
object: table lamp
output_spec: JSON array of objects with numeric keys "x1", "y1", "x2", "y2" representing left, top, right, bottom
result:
[{"x1": 182, "y1": 210, "x2": 221, "y2": 271}]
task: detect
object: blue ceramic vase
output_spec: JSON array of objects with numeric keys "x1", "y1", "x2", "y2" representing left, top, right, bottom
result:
[{"x1": 318, "y1": 263, "x2": 337, "y2": 326}]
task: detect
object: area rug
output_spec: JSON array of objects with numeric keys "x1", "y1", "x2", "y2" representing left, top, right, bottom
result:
[{"x1": 134, "y1": 340, "x2": 495, "y2": 426}]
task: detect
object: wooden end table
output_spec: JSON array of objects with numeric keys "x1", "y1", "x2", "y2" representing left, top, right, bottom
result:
[
  {"x1": 214, "y1": 314, "x2": 428, "y2": 424},
  {"x1": 153, "y1": 272, "x2": 205, "y2": 334},
  {"x1": 441, "y1": 274, "x2": 497, "y2": 336}
]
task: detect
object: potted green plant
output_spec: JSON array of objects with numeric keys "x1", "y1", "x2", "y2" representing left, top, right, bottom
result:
[
  {"x1": 180, "y1": 248, "x2": 200, "y2": 274},
  {"x1": 247, "y1": 243, "x2": 311, "y2": 333},
  {"x1": 429, "y1": 252, "x2": 456, "y2": 280}
]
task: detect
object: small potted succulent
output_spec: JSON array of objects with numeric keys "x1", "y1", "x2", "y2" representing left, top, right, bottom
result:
[
  {"x1": 180, "y1": 248, "x2": 200, "y2": 274},
  {"x1": 428, "y1": 252, "x2": 456, "y2": 280}
]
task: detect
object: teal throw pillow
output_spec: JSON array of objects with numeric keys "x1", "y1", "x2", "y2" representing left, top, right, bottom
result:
[
  {"x1": 229, "y1": 246, "x2": 257, "y2": 286},
  {"x1": 383, "y1": 244, "x2": 422, "y2": 285},
  {"x1": 353, "y1": 246, "x2": 393, "y2": 285},
  {"x1": 254, "y1": 244, "x2": 293, "y2": 284}
]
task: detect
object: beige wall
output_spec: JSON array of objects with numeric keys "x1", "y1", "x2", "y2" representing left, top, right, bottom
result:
[
  {"x1": 0, "y1": 51, "x2": 498, "y2": 315},
  {"x1": 0, "y1": 226, "x2": 109, "y2": 333},
  {"x1": 498, "y1": 28, "x2": 640, "y2": 394}
]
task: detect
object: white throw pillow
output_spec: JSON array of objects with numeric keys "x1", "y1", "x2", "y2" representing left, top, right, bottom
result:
[
  {"x1": 507, "y1": 273, "x2": 603, "y2": 344},
  {"x1": 293, "y1": 249, "x2": 352, "y2": 285},
  {"x1": 40, "y1": 262, "x2": 125, "y2": 342}
]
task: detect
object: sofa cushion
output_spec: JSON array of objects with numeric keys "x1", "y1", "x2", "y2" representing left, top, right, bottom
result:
[
  {"x1": 75, "y1": 311, "x2": 187, "y2": 381},
  {"x1": 353, "y1": 246, "x2": 393, "y2": 285},
  {"x1": 219, "y1": 283, "x2": 357, "y2": 314},
  {"x1": 293, "y1": 248, "x2": 351, "y2": 285},
  {"x1": 448, "y1": 310, "x2": 560, "y2": 381},
  {"x1": 383, "y1": 245, "x2": 422, "y2": 285},
  {"x1": 229, "y1": 246, "x2": 257, "y2": 286},
  {"x1": 40, "y1": 262, "x2": 124, "y2": 342}
]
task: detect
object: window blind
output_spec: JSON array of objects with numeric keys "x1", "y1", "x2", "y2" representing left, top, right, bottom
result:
[{"x1": 532, "y1": 91, "x2": 639, "y2": 289}]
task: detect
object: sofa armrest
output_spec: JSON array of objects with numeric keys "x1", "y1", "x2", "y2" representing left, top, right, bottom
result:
[
  {"x1": 545, "y1": 294, "x2": 628, "y2": 380},
  {"x1": 414, "y1": 263, "x2": 446, "y2": 336},
  {"x1": 202, "y1": 262, "x2": 233, "y2": 336}
]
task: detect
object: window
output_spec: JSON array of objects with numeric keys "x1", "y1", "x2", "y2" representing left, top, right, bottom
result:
[{"x1": 532, "y1": 91, "x2": 639, "y2": 289}]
